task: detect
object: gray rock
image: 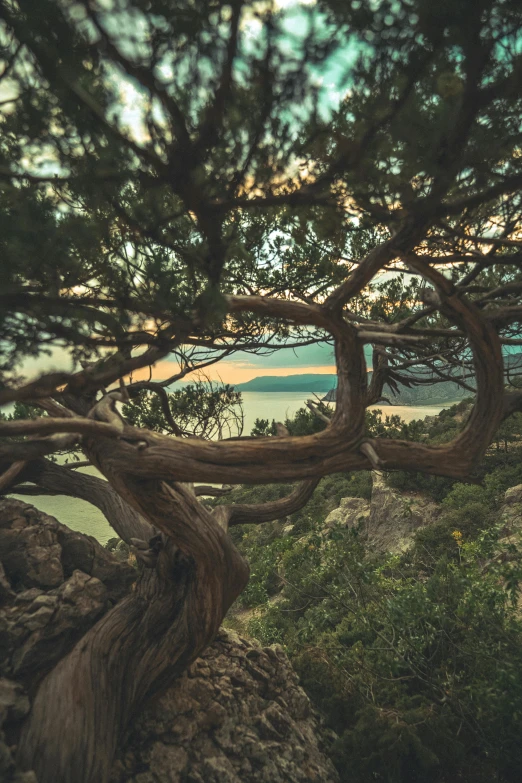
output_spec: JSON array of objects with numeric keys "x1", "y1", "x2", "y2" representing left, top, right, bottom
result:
[
  {"x1": 0, "y1": 677, "x2": 31, "y2": 783},
  {"x1": 0, "y1": 561, "x2": 14, "y2": 604},
  {"x1": 499, "y1": 484, "x2": 522, "y2": 543},
  {"x1": 10, "y1": 570, "x2": 108, "y2": 678},
  {"x1": 503, "y1": 484, "x2": 522, "y2": 506},
  {"x1": 322, "y1": 473, "x2": 441, "y2": 553},
  {"x1": 0, "y1": 499, "x2": 135, "y2": 599},
  {"x1": 364, "y1": 471, "x2": 441, "y2": 552},
  {"x1": 323, "y1": 496, "x2": 370, "y2": 530},
  {"x1": 0, "y1": 499, "x2": 137, "y2": 684},
  {"x1": 110, "y1": 628, "x2": 339, "y2": 783}
]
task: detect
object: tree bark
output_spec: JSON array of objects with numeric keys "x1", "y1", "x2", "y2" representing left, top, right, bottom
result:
[{"x1": 16, "y1": 449, "x2": 250, "y2": 783}]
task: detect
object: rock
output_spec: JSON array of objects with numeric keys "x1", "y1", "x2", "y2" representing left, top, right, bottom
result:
[
  {"x1": 359, "y1": 472, "x2": 440, "y2": 552},
  {"x1": 0, "y1": 499, "x2": 135, "y2": 599},
  {"x1": 111, "y1": 628, "x2": 339, "y2": 783},
  {"x1": 499, "y1": 484, "x2": 522, "y2": 542},
  {"x1": 10, "y1": 570, "x2": 108, "y2": 679},
  {"x1": 0, "y1": 678, "x2": 30, "y2": 724},
  {"x1": 0, "y1": 499, "x2": 137, "y2": 685},
  {"x1": 323, "y1": 496, "x2": 370, "y2": 530},
  {"x1": 503, "y1": 484, "x2": 522, "y2": 506},
  {"x1": 322, "y1": 473, "x2": 441, "y2": 553},
  {"x1": 0, "y1": 561, "x2": 14, "y2": 604},
  {"x1": 0, "y1": 677, "x2": 31, "y2": 783}
]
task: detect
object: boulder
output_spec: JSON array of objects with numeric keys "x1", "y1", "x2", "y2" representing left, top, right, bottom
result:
[
  {"x1": 0, "y1": 499, "x2": 135, "y2": 599},
  {"x1": 0, "y1": 499, "x2": 136, "y2": 685},
  {"x1": 498, "y1": 484, "x2": 522, "y2": 543},
  {"x1": 322, "y1": 473, "x2": 441, "y2": 553},
  {"x1": 323, "y1": 496, "x2": 370, "y2": 531}
]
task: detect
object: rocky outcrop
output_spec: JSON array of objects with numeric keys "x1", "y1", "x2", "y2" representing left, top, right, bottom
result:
[
  {"x1": 500, "y1": 484, "x2": 522, "y2": 530},
  {"x1": 498, "y1": 485, "x2": 522, "y2": 548},
  {"x1": 111, "y1": 629, "x2": 339, "y2": 783},
  {"x1": 0, "y1": 499, "x2": 338, "y2": 783},
  {"x1": 0, "y1": 676, "x2": 35, "y2": 783},
  {"x1": 323, "y1": 472, "x2": 441, "y2": 552},
  {"x1": 323, "y1": 496, "x2": 370, "y2": 532},
  {"x1": 366, "y1": 472, "x2": 441, "y2": 552},
  {"x1": 0, "y1": 499, "x2": 138, "y2": 783},
  {"x1": 0, "y1": 500, "x2": 136, "y2": 686}
]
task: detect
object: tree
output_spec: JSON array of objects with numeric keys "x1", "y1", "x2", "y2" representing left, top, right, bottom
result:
[{"x1": 0, "y1": 1, "x2": 521, "y2": 780}]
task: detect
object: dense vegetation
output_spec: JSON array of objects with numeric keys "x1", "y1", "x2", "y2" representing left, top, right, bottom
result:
[{"x1": 217, "y1": 403, "x2": 522, "y2": 783}]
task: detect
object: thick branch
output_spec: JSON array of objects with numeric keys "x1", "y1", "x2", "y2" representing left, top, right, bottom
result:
[
  {"x1": 194, "y1": 485, "x2": 232, "y2": 498},
  {"x1": 215, "y1": 478, "x2": 320, "y2": 528},
  {"x1": 0, "y1": 417, "x2": 124, "y2": 438},
  {"x1": 12, "y1": 459, "x2": 154, "y2": 543}
]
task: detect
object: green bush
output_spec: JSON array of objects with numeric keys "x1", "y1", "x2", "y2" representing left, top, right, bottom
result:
[
  {"x1": 242, "y1": 522, "x2": 522, "y2": 783},
  {"x1": 227, "y1": 400, "x2": 522, "y2": 782}
]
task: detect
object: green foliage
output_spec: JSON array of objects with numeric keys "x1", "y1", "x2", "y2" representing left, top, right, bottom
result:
[
  {"x1": 122, "y1": 382, "x2": 243, "y2": 439},
  {"x1": 285, "y1": 406, "x2": 328, "y2": 436},
  {"x1": 228, "y1": 401, "x2": 522, "y2": 782},
  {"x1": 244, "y1": 520, "x2": 522, "y2": 783},
  {"x1": 251, "y1": 418, "x2": 278, "y2": 437},
  {"x1": 492, "y1": 413, "x2": 522, "y2": 452},
  {"x1": 0, "y1": 402, "x2": 41, "y2": 422}
]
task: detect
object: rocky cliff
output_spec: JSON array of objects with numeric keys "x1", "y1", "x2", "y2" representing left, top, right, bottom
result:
[
  {"x1": 111, "y1": 629, "x2": 338, "y2": 783},
  {"x1": 323, "y1": 471, "x2": 441, "y2": 552},
  {"x1": 0, "y1": 499, "x2": 338, "y2": 783}
]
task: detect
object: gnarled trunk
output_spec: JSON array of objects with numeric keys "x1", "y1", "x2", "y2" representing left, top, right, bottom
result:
[{"x1": 16, "y1": 443, "x2": 250, "y2": 783}]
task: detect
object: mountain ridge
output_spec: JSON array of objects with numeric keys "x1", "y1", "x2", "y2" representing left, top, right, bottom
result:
[{"x1": 234, "y1": 374, "x2": 337, "y2": 392}]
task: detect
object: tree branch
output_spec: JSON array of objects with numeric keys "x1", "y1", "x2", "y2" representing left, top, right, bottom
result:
[{"x1": 215, "y1": 478, "x2": 320, "y2": 528}]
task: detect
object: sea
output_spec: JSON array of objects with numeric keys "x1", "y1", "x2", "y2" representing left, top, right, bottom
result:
[{"x1": 11, "y1": 392, "x2": 454, "y2": 545}]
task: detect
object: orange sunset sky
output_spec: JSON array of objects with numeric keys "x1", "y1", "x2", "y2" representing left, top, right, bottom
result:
[{"x1": 130, "y1": 360, "x2": 337, "y2": 386}]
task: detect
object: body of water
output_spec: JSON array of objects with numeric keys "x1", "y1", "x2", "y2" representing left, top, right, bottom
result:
[{"x1": 12, "y1": 393, "x2": 455, "y2": 544}]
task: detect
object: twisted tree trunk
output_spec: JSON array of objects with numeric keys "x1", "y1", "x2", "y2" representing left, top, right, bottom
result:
[{"x1": 15, "y1": 442, "x2": 250, "y2": 783}]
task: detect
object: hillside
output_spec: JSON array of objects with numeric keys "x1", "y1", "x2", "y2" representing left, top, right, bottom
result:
[
  {"x1": 324, "y1": 353, "x2": 522, "y2": 405},
  {"x1": 235, "y1": 374, "x2": 337, "y2": 393},
  {"x1": 216, "y1": 401, "x2": 522, "y2": 783},
  {"x1": 324, "y1": 378, "x2": 469, "y2": 405}
]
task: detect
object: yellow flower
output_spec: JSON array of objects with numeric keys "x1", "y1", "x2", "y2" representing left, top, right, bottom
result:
[{"x1": 452, "y1": 530, "x2": 463, "y2": 543}]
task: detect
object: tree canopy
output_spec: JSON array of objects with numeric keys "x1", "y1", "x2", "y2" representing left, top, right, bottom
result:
[{"x1": 0, "y1": 0, "x2": 521, "y2": 482}]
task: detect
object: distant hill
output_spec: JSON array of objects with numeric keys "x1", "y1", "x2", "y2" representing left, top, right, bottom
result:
[
  {"x1": 324, "y1": 353, "x2": 522, "y2": 406},
  {"x1": 233, "y1": 354, "x2": 522, "y2": 400},
  {"x1": 234, "y1": 374, "x2": 337, "y2": 393},
  {"x1": 323, "y1": 379, "x2": 469, "y2": 406}
]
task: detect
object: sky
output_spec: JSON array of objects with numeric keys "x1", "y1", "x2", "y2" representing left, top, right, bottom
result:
[
  {"x1": 6, "y1": 0, "x2": 380, "y2": 389},
  {"x1": 133, "y1": 341, "x2": 375, "y2": 385},
  {"x1": 1, "y1": 0, "x2": 359, "y2": 388},
  {"x1": 16, "y1": 340, "x2": 350, "y2": 387},
  {"x1": 155, "y1": 341, "x2": 339, "y2": 385}
]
